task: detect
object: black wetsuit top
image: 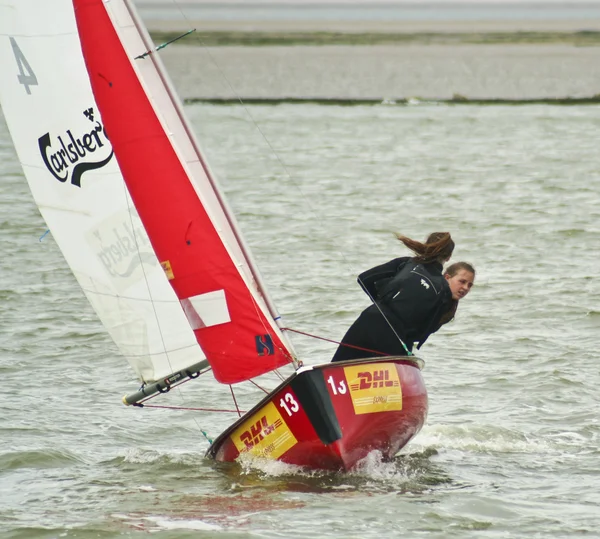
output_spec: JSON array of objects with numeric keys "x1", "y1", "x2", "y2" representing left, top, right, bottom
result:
[{"x1": 331, "y1": 257, "x2": 452, "y2": 362}]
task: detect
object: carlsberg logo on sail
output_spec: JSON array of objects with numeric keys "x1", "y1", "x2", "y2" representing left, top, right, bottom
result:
[
  {"x1": 87, "y1": 209, "x2": 159, "y2": 292},
  {"x1": 38, "y1": 108, "x2": 113, "y2": 187}
]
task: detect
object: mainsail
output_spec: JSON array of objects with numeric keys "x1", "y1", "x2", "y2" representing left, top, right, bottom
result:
[
  {"x1": 72, "y1": 0, "x2": 297, "y2": 383},
  {"x1": 0, "y1": 0, "x2": 205, "y2": 384}
]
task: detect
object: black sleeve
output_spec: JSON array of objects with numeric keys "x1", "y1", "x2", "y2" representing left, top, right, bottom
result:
[
  {"x1": 357, "y1": 257, "x2": 411, "y2": 300},
  {"x1": 416, "y1": 286, "x2": 454, "y2": 349}
]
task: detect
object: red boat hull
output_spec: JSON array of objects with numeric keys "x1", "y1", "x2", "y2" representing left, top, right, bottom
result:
[{"x1": 207, "y1": 357, "x2": 428, "y2": 471}]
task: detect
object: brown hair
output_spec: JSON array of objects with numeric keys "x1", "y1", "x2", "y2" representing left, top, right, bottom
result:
[
  {"x1": 444, "y1": 261, "x2": 476, "y2": 277},
  {"x1": 394, "y1": 231, "x2": 455, "y2": 264}
]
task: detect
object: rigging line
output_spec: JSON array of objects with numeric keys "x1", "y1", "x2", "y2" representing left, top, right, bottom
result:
[
  {"x1": 162, "y1": 0, "x2": 193, "y2": 28},
  {"x1": 357, "y1": 276, "x2": 412, "y2": 355},
  {"x1": 229, "y1": 385, "x2": 243, "y2": 418},
  {"x1": 282, "y1": 327, "x2": 390, "y2": 357},
  {"x1": 248, "y1": 379, "x2": 271, "y2": 394},
  {"x1": 272, "y1": 368, "x2": 287, "y2": 381},
  {"x1": 135, "y1": 404, "x2": 247, "y2": 414}
]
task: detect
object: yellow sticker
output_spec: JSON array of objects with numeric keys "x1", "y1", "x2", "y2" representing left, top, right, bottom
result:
[
  {"x1": 161, "y1": 260, "x2": 174, "y2": 280},
  {"x1": 231, "y1": 401, "x2": 297, "y2": 459},
  {"x1": 344, "y1": 363, "x2": 403, "y2": 415}
]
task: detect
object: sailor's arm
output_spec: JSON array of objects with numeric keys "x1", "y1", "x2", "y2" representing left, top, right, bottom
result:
[{"x1": 357, "y1": 256, "x2": 411, "y2": 300}]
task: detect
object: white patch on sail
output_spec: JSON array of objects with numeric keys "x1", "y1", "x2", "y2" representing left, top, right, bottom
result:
[{"x1": 181, "y1": 290, "x2": 230, "y2": 329}]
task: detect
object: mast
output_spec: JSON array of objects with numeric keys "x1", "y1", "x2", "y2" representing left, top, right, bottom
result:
[
  {"x1": 73, "y1": 0, "x2": 298, "y2": 382},
  {"x1": 122, "y1": 2, "x2": 297, "y2": 363}
]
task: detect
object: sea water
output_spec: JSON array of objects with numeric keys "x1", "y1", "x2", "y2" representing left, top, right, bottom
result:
[{"x1": 1, "y1": 98, "x2": 599, "y2": 537}]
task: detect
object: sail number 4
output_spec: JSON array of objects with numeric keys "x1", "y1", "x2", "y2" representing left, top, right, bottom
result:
[
  {"x1": 9, "y1": 38, "x2": 38, "y2": 95},
  {"x1": 327, "y1": 375, "x2": 347, "y2": 395},
  {"x1": 279, "y1": 393, "x2": 299, "y2": 416}
]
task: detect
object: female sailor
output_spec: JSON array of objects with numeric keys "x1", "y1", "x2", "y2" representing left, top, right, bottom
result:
[{"x1": 331, "y1": 232, "x2": 455, "y2": 361}]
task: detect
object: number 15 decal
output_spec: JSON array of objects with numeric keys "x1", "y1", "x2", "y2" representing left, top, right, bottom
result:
[{"x1": 10, "y1": 37, "x2": 38, "y2": 95}]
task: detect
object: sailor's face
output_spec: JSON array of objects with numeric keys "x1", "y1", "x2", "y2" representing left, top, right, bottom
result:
[{"x1": 445, "y1": 269, "x2": 475, "y2": 300}]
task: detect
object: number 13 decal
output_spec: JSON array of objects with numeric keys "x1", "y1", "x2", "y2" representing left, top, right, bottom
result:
[
  {"x1": 9, "y1": 37, "x2": 38, "y2": 95},
  {"x1": 327, "y1": 375, "x2": 347, "y2": 395},
  {"x1": 279, "y1": 393, "x2": 299, "y2": 417}
]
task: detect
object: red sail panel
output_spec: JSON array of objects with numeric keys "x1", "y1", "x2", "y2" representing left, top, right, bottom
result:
[{"x1": 73, "y1": 0, "x2": 293, "y2": 383}]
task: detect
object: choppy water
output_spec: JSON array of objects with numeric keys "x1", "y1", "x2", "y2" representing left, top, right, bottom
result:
[{"x1": 1, "y1": 102, "x2": 599, "y2": 537}]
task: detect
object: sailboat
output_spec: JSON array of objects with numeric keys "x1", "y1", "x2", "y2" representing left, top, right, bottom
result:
[{"x1": 0, "y1": 0, "x2": 428, "y2": 471}]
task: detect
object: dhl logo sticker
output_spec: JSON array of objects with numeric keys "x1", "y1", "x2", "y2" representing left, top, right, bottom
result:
[
  {"x1": 349, "y1": 369, "x2": 399, "y2": 391},
  {"x1": 239, "y1": 416, "x2": 283, "y2": 448},
  {"x1": 231, "y1": 402, "x2": 297, "y2": 459},
  {"x1": 344, "y1": 363, "x2": 403, "y2": 415}
]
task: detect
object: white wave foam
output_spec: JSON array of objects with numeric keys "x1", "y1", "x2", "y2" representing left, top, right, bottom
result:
[
  {"x1": 141, "y1": 516, "x2": 221, "y2": 532},
  {"x1": 236, "y1": 451, "x2": 317, "y2": 477},
  {"x1": 120, "y1": 447, "x2": 205, "y2": 465},
  {"x1": 350, "y1": 450, "x2": 409, "y2": 479},
  {"x1": 412, "y1": 424, "x2": 555, "y2": 454}
]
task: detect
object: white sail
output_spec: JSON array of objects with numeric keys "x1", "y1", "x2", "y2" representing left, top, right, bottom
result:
[{"x1": 0, "y1": 0, "x2": 205, "y2": 383}]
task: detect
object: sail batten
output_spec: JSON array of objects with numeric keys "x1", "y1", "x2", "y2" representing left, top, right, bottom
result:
[{"x1": 73, "y1": 0, "x2": 295, "y2": 383}]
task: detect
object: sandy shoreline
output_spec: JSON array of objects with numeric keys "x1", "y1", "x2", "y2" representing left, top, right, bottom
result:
[
  {"x1": 159, "y1": 43, "x2": 600, "y2": 101},
  {"x1": 146, "y1": 15, "x2": 600, "y2": 100}
]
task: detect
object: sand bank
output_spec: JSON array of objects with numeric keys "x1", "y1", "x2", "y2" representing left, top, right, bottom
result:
[{"x1": 159, "y1": 43, "x2": 600, "y2": 101}]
